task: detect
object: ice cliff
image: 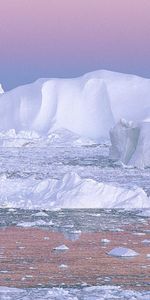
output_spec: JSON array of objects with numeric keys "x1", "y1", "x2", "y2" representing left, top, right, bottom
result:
[{"x1": 0, "y1": 70, "x2": 150, "y2": 141}]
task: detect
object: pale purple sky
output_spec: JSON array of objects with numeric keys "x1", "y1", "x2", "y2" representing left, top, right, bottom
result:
[{"x1": 0, "y1": 0, "x2": 150, "y2": 90}]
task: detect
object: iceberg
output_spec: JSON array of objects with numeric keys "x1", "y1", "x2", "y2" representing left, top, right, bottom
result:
[
  {"x1": 109, "y1": 119, "x2": 140, "y2": 164},
  {"x1": 0, "y1": 70, "x2": 150, "y2": 141},
  {"x1": 109, "y1": 119, "x2": 150, "y2": 168},
  {"x1": 0, "y1": 172, "x2": 149, "y2": 209},
  {"x1": 130, "y1": 120, "x2": 150, "y2": 168}
]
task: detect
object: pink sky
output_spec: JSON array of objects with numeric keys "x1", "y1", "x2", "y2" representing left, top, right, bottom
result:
[{"x1": 0, "y1": 0, "x2": 150, "y2": 89}]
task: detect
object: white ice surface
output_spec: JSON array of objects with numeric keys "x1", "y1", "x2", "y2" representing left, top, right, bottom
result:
[
  {"x1": 1, "y1": 70, "x2": 150, "y2": 141},
  {"x1": 0, "y1": 286, "x2": 150, "y2": 300},
  {"x1": 0, "y1": 172, "x2": 149, "y2": 209}
]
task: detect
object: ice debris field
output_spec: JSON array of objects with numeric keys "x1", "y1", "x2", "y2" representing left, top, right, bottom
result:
[{"x1": 0, "y1": 70, "x2": 150, "y2": 210}]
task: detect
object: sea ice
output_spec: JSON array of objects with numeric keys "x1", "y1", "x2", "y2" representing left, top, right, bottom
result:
[
  {"x1": 32, "y1": 211, "x2": 49, "y2": 217},
  {"x1": 17, "y1": 220, "x2": 53, "y2": 227}
]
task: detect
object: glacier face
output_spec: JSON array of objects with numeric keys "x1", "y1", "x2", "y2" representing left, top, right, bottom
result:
[{"x1": 0, "y1": 70, "x2": 150, "y2": 141}]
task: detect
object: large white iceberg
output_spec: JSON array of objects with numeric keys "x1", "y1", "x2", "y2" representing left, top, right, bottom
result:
[
  {"x1": 1, "y1": 70, "x2": 150, "y2": 141},
  {"x1": 0, "y1": 172, "x2": 149, "y2": 209}
]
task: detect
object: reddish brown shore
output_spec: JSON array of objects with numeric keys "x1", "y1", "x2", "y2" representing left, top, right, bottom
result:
[{"x1": 0, "y1": 221, "x2": 150, "y2": 290}]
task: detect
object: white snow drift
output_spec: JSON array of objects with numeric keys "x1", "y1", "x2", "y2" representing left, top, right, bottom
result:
[
  {"x1": 1, "y1": 70, "x2": 150, "y2": 141},
  {"x1": 0, "y1": 172, "x2": 149, "y2": 209}
]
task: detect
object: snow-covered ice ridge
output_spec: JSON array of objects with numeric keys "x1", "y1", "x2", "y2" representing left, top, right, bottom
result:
[
  {"x1": 0, "y1": 172, "x2": 149, "y2": 210},
  {"x1": 1, "y1": 70, "x2": 150, "y2": 141}
]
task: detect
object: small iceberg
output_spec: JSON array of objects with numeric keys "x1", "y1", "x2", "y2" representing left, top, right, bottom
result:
[
  {"x1": 142, "y1": 240, "x2": 150, "y2": 244},
  {"x1": 59, "y1": 264, "x2": 68, "y2": 269},
  {"x1": 53, "y1": 244, "x2": 69, "y2": 252},
  {"x1": 101, "y1": 239, "x2": 110, "y2": 244},
  {"x1": 107, "y1": 247, "x2": 139, "y2": 257}
]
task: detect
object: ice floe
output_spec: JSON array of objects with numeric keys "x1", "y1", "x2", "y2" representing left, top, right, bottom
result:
[
  {"x1": 53, "y1": 244, "x2": 69, "y2": 252},
  {"x1": 108, "y1": 247, "x2": 139, "y2": 257}
]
